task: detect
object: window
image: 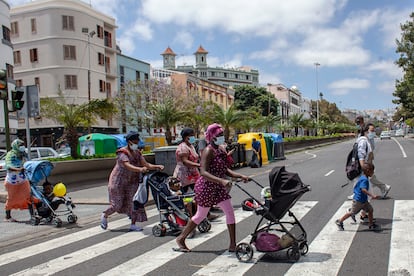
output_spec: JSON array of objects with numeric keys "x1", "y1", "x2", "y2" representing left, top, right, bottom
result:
[
  {"x1": 30, "y1": 48, "x2": 38, "y2": 62},
  {"x1": 10, "y1": 21, "x2": 18, "y2": 36},
  {"x1": 31, "y1": 18, "x2": 37, "y2": 34},
  {"x1": 62, "y1": 15, "x2": 74, "y2": 31},
  {"x1": 211, "y1": 71, "x2": 215, "y2": 77},
  {"x1": 63, "y1": 45, "x2": 76, "y2": 60},
  {"x1": 2, "y1": 25, "x2": 10, "y2": 42},
  {"x1": 13, "y1": 51, "x2": 21, "y2": 65},
  {"x1": 136, "y1": 71, "x2": 141, "y2": 81},
  {"x1": 65, "y1": 75, "x2": 77, "y2": 89},
  {"x1": 224, "y1": 72, "x2": 227, "y2": 78},
  {"x1": 97, "y1": 25, "x2": 103, "y2": 38},
  {"x1": 6, "y1": 64, "x2": 13, "y2": 79},
  {"x1": 99, "y1": 80, "x2": 105, "y2": 92},
  {"x1": 98, "y1": 53, "x2": 104, "y2": 65},
  {"x1": 106, "y1": 82, "x2": 111, "y2": 94},
  {"x1": 104, "y1": 31, "x2": 112, "y2": 47},
  {"x1": 34, "y1": 77, "x2": 40, "y2": 92},
  {"x1": 105, "y1": 57, "x2": 110, "y2": 73}
]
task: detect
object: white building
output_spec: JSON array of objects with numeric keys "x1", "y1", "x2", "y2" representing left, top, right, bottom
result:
[{"x1": 10, "y1": 0, "x2": 118, "y2": 146}]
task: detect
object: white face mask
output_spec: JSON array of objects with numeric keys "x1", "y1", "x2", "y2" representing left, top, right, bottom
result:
[
  {"x1": 129, "y1": 143, "x2": 139, "y2": 151},
  {"x1": 214, "y1": 136, "x2": 225, "y2": 146},
  {"x1": 18, "y1": 145, "x2": 25, "y2": 152}
]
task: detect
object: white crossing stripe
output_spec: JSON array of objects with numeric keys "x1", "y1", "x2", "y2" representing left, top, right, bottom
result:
[
  {"x1": 193, "y1": 201, "x2": 318, "y2": 276},
  {"x1": 285, "y1": 201, "x2": 359, "y2": 276},
  {"x1": 0, "y1": 208, "x2": 158, "y2": 268},
  {"x1": 388, "y1": 200, "x2": 414, "y2": 275},
  {"x1": 99, "y1": 208, "x2": 253, "y2": 276},
  {"x1": 11, "y1": 221, "x2": 159, "y2": 276}
]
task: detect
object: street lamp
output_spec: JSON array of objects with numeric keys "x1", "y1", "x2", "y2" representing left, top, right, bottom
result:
[
  {"x1": 314, "y1": 62, "x2": 320, "y2": 133},
  {"x1": 83, "y1": 28, "x2": 96, "y2": 102}
]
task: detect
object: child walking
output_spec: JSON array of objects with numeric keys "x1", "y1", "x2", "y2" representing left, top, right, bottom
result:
[{"x1": 336, "y1": 163, "x2": 380, "y2": 231}]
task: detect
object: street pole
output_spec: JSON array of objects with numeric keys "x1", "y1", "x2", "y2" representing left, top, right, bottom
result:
[
  {"x1": 3, "y1": 99, "x2": 10, "y2": 150},
  {"x1": 314, "y1": 62, "x2": 320, "y2": 135}
]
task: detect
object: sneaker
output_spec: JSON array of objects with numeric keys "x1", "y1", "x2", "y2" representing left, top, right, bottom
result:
[
  {"x1": 382, "y1": 185, "x2": 391, "y2": 199},
  {"x1": 347, "y1": 194, "x2": 354, "y2": 200},
  {"x1": 100, "y1": 213, "x2": 108, "y2": 230},
  {"x1": 348, "y1": 209, "x2": 356, "y2": 223},
  {"x1": 369, "y1": 224, "x2": 381, "y2": 231},
  {"x1": 129, "y1": 225, "x2": 143, "y2": 232},
  {"x1": 360, "y1": 215, "x2": 376, "y2": 224},
  {"x1": 335, "y1": 220, "x2": 344, "y2": 231}
]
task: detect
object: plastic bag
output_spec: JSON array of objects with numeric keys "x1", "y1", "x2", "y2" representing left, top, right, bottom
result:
[{"x1": 254, "y1": 231, "x2": 281, "y2": 252}]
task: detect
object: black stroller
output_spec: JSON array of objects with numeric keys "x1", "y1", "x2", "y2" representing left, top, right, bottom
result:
[
  {"x1": 25, "y1": 160, "x2": 77, "y2": 227},
  {"x1": 234, "y1": 166, "x2": 311, "y2": 262},
  {"x1": 144, "y1": 171, "x2": 211, "y2": 237}
]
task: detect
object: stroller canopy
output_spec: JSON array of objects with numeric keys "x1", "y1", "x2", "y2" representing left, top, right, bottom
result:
[
  {"x1": 24, "y1": 160, "x2": 54, "y2": 185},
  {"x1": 268, "y1": 166, "x2": 305, "y2": 196}
]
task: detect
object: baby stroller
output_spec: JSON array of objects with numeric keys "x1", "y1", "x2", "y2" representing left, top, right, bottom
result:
[
  {"x1": 234, "y1": 166, "x2": 311, "y2": 262},
  {"x1": 25, "y1": 160, "x2": 77, "y2": 227},
  {"x1": 144, "y1": 171, "x2": 211, "y2": 237}
]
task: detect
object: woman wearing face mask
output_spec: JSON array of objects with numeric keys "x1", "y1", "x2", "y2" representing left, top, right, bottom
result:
[
  {"x1": 3, "y1": 139, "x2": 31, "y2": 222},
  {"x1": 175, "y1": 123, "x2": 250, "y2": 253},
  {"x1": 101, "y1": 131, "x2": 164, "y2": 231}
]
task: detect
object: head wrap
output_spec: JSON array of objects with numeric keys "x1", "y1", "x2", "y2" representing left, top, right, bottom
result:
[
  {"x1": 180, "y1": 128, "x2": 194, "y2": 139},
  {"x1": 11, "y1": 139, "x2": 24, "y2": 152},
  {"x1": 355, "y1": 115, "x2": 364, "y2": 124},
  {"x1": 205, "y1": 123, "x2": 223, "y2": 143},
  {"x1": 125, "y1": 131, "x2": 140, "y2": 142}
]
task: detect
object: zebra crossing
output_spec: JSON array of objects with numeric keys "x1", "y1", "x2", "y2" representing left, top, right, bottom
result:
[{"x1": 1, "y1": 200, "x2": 413, "y2": 276}]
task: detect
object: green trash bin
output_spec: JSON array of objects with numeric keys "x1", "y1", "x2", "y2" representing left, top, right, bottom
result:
[{"x1": 263, "y1": 133, "x2": 274, "y2": 161}]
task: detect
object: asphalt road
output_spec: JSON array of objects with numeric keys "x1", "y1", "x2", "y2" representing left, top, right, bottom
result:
[{"x1": 0, "y1": 137, "x2": 413, "y2": 276}]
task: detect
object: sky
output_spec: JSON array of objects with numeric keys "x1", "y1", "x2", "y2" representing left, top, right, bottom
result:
[{"x1": 8, "y1": 0, "x2": 414, "y2": 112}]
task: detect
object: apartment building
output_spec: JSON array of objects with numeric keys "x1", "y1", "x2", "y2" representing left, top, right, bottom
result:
[
  {"x1": 161, "y1": 46, "x2": 259, "y2": 88},
  {"x1": 10, "y1": 0, "x2": 118, "y2": 146}
]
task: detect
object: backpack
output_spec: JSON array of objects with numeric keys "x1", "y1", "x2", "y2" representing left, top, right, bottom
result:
[{"x1": 345, "y1": 143, "x2": 361, "y2": 180}]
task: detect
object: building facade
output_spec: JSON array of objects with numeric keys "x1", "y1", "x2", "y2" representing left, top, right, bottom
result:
[
  {"x1": 266, "y1": 83, "x2": 303, "y2": 120},
  {"x1": 161, "y1": 46, "x2": 259, "y2": 88},
  {"x1": 10, "y1": 0, "x2": 118, "y2": 146}
]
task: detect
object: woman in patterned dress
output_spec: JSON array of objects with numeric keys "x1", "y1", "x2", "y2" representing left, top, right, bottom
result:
[
  {"x1": 3, "y1": 139, "x2": 31, "y2": 222},
  {"x1": 175, "y1": 123, "x2": 249, "y2": 252},
  {"x1": 100, "y1": 131, "x2": 164, "y2": 231}
]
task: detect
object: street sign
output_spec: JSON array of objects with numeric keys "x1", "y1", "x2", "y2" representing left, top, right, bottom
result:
[{"x1": 17, "y1": 85, "x2": 40, "y2": 118}]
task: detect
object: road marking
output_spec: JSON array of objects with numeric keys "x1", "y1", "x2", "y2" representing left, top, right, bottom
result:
[
  {"x1": 285, "y1": 201, "x2": 359, "y2": 276},
  {"x1": 11, "y1": 220, "x2": 160, "y2": 276},
  {"x1": 193, "y1": 201, "x2": 318, "y2": 276},
  {"x1": 388, "y1": 200, "x2": 414, "y2": 275},
  {"x1": 305, "y1": 151, "x2": 317, "y2": 159},
  {"x1": 99, "y1": 208, "x2": 253, "y2": 276},
  {"x1": 391, "y1": 137, "x2": 407, "y2": 158},
  {"x1": 325, "y1": 170, "x2": 334, "y2": 176},
  {"x1": 0, "y1": 207, "x2": 158, "y2": 267}
]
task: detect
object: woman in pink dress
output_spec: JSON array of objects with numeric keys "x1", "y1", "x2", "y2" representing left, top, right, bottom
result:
[
  {"x1": 100, "y1": 131, "x2": 164, "y2": 231},
  {"x1": 175, "y1": 123, "x2": 249, "y2": 252}
]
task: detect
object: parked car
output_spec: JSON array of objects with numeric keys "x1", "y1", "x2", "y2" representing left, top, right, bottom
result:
[
  {"x1": 0, "y1": 147, "x2": 60, "y2": 170},
  {"x1": 395, "y1": 129, "x2": 405, "y2": 137},
  {"x1": 380, "y1": 131, "x2": 391, "y2": 140}
]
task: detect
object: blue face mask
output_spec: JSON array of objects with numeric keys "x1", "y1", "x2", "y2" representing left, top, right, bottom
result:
[
  {"x1": 188, "y1": 136, "x2": 196, "y2": 144},
  {"x1": 367, "y1": 132, "x2": 375, "y2": 139},
  {"x1": 214, "y1": 136, "x2": 225, "y2": 146},
  {"x1": 129, "y1": 143, "x2": 138, "y2": 151}
]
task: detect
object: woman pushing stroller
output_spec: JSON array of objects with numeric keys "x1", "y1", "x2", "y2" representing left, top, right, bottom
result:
[{"x1": 174, "y1": 123, "x2": 249, "y2": 253}]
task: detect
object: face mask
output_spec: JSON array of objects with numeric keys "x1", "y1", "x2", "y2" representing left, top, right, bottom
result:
[
  {"x1": 356, "y1": 125, "x2": 361, "y2": 130},
  {"x1": 214, "y1": 136, "x2": 225, "y2": 146},
  {"x1": 129, "y1": 143, "x2": 138, "y2": 151},
  {"x1": 18, "y1": 145, "x2": 25, "y2": 152},
  {"x1": 368, "y1": 132, "x2": 375, "y2": 139},
  {"x1": 188, "y1": 136, "x2": 196, "y2": 144}
]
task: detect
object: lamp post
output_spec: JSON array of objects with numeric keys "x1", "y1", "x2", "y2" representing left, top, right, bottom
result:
[
  {"x1": 314, "y1": 62, "x2": 320, "y2": 133},
  {"x1": 87, "y1": 30, "x2": 96, "y2": 102}
]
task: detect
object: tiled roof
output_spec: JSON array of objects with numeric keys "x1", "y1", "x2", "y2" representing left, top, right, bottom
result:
[
  {"x1": 194, "y1": 45, "x2": 208, "y2": 54},
  {"x1": 161, "y1": 46, "x2": 176, "y2": 55}
]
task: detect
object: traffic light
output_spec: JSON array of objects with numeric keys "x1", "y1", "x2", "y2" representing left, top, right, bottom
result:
[
  {"x1": 11, "y1": 87, "x2": 25, "y2": 111},
  {"x1": 0, "y1": 69, "x2": 8, "y2": 100}
]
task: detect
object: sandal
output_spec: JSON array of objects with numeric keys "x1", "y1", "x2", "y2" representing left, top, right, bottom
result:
[
  {"x1": 172, "y1": 247, "x2": 191, "y2": 253},
  {"x1": 4, "y1": 218, "x2": 17, "y2": 222}
]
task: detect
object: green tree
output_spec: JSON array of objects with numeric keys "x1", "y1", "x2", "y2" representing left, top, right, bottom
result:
[
  {"x1": 234, "y1": 85, "x2": 278, "y2": 116},
  {"x1": 289, "y1": 113, "x2": 306, "y2": 136},
  {"x1": 211, "y1": 104, "x2": 247, "y2": 142},
  {"x1": 40, "y1": 94, "x2": 116, "y2": 158},
  {"x1": 393, "y1": 12, "x2": 414, "y2": 119}
]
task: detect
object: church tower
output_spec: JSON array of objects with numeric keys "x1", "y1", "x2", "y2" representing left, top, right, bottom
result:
[
  {"x1": 161, "y1": 46, "x2": 176, "y2": 70},
  {"x1": 194, "y1": 45, "x2": 208, "y2": 68}
]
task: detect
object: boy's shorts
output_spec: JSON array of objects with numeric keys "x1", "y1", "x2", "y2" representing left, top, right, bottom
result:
[{"x1": 351, "y1": 200, "x2": 373, "y2": 214}]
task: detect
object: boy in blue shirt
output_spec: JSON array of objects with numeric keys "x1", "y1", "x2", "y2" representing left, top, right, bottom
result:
[{"x1": 336, "y1": 163, "x2": 380, "y2": 231}]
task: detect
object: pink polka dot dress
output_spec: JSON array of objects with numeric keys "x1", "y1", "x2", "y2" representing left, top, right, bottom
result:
[{"x1": 194, "y1": 145, "x2": 231, "y2": 207}]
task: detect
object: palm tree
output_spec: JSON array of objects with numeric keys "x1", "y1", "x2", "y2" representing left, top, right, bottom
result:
[
  {"x1": 289, "y1": 113, "x2": 305, "y2": 136},
  {"x1": 254, "y1": 112, "x2": 281, "y2": 133},
  {"x1": 211, "y1": 104, "x2": 247, "y2": 142},
  {"x1": 40, "y1": 96, "x2": 116, "y2": 158},
  {"x1": 149, "y1": 97, "x2": 188, "y2": 145}
]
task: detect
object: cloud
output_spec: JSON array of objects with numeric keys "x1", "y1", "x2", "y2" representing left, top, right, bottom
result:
[
  {"x1": 329, "y1": 78, "x2": 370, "y2": 95},
  {"x1": 173, "y1": 31, "x2": 194, "y2": 50},
  {"x1": 363, "y1": 60, "x2": 402, "y2": 78}
]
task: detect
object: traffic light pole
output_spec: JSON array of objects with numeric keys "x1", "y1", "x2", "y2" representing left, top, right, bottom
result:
[{"x1": 3, "y1": 99, "x2": 11, "y2": 150}]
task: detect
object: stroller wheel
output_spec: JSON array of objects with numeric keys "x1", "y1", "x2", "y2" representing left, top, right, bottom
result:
[
  {"x1": 53, "y1": 218, "x2": 63, "y2": 228},
  {"x1": 287, "y1": 248, "x2": 300, "y2": 261},
  {"x1": 152, "y1": 225, "x2": 166, "y2": 237},
  {"x1": 46, "y1": 216, "x2": 53, "y2": 223},
  {"x1": 30, "y1": 216, "x2": 41, "y2": 226},
  {"x1": 300, "y1": 242, "x2": 308, "y2": 255},
  {"x1": 235, "y1": 243, "x2": 254, "y2": 262},
  {"x1": 67, "y1": 214, "x2": 78, "y2": 224},
  {"x1": 197, "y1": 219, "x2": 211, "y2": 233}
]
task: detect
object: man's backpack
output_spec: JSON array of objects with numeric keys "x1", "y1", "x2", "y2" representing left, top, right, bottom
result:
[{"x1": 345, "y1": 143, "x2": 361, "y2": 180}]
